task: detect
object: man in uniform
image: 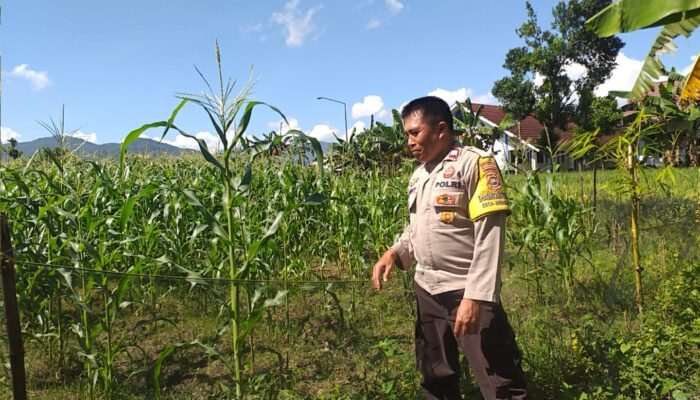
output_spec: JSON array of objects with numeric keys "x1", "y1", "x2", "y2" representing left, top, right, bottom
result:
[{"x1": 371, "y1": 96, "x2": 527, "y2": 399}]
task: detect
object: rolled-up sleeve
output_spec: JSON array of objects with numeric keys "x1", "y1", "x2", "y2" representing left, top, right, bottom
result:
[
  {"x1": 463, "y1": 211, "x2": 505, "y2": 303},
  {"x1": 390, "y1": 224, "x2": 414, "y2": 270}
]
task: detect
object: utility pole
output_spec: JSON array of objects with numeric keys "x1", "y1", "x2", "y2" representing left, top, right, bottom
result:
[{"x1": 316, "y1": 96, "x2": 348, "y2": 143}]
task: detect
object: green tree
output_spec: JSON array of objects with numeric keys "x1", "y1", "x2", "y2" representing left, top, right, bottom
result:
[
  {"x1": 493, "y1": 0, "x2": 624, "y2": 161},
  {"x1": 5, "y1": 138, "x2": 22, "y2": 159},
  {"x1": 586, "y1": 95, "x2": 622, "y2": 133}
]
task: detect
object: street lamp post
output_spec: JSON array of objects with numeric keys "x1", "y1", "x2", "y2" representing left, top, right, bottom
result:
[{"x1": 316, "y1": 96, "x2": 348, "y2": 143}]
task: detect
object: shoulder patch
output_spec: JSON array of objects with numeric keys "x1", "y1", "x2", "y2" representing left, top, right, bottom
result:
[
  {"x1": 446, "y1": 146, "x2": 462, "y2": 160},
  {"x1": 468, "y1": 157, "x2": 510, "y2": 220}
]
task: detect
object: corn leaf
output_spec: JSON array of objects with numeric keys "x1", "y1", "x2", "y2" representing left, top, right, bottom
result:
[
  {"x1": 287, "y1": 129, "x2": 325, "y2": 184},
  {"x1": 119, "y1": 183, "x2": 157, "y2": 230},
  {"x1": 120, "y1": 121, "x2": 168, "y2": 174}
]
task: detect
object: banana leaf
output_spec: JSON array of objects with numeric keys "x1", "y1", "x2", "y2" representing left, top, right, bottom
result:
[
  {"x1": 586, "y1": 0, "x2": 700, "y2": 37},
  {"x1": 627, "y1": 15, "x2": 700, "y2": 101}
]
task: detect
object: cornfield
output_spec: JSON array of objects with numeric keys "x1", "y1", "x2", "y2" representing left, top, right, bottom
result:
[{"x1": 0, "y1": 54, "x2": 698, "y2": 398}]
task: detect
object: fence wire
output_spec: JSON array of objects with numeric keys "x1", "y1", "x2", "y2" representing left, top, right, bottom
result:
[{"x1": 12, "y1": 259, "x2": 370, "y2": 286}]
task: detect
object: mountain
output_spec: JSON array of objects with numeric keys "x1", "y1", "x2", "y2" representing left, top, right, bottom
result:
[
  {"x1": 5, "y1": 136, "x2": 337, "y2": 161},
  {"x1": 12, "y1": 137, "x2": 194, "y2": 158}
]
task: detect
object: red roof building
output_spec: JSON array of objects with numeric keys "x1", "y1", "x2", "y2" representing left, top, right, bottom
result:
[
  {"x1": 469, "y1": 103, "x2": 574, "y2": 144},
  {"x1": 457, "y1": 102, "x2": 578, "y2": 171}
]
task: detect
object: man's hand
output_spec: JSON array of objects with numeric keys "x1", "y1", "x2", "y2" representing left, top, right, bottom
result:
[
  {"x1": 372, "y1": 249, "x2": 398, "y2": 290},
  {"x1": 453, "y1": 299, "x2": 480, "y2": 337}
]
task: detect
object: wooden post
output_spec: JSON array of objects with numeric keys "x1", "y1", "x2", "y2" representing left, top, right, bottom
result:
[{"x1": 0, "y1": 214, "x2": 27, "y2": 399}]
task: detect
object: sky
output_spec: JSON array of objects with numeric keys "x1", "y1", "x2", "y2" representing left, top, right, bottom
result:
[{"x1": 1, "y1": 0, "x2": 698, "y2": 150}]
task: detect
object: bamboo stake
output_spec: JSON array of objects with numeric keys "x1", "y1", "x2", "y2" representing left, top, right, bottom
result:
[
  {"x1": 627, "y1": 143, "x2": 644, "y2": 317},
  {"x1": 0, "y1": 214, "x2": 27, "y2": 400}
]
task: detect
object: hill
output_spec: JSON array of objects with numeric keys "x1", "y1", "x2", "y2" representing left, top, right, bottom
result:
[{"x1": 12, "y1": 137, "x2": 195, "y2": 158}]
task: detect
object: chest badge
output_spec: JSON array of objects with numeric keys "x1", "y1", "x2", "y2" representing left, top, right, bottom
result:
[
  {"x1": 443, "y1": 166, "x2": 455, "y2": 178},
  {"x1": 435, "y1": 193, "x2": 456, "y2": 206},
  {"x1": 440, "y1": 211, "x2": 455, "y2": 224}
]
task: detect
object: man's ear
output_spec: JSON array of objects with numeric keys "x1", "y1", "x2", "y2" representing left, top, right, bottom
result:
[{"x1": 437, "y1": 121, "x2": 450, "y2": 138}]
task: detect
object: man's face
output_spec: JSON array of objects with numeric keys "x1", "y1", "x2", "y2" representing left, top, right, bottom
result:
[{"x1": 403, "y1": 111, "x2": 449, "y2": 164}]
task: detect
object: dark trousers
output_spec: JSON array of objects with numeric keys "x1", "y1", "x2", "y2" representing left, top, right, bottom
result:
[{"x1": 414, "y1": 282, "x2": 527, "y2": 400}]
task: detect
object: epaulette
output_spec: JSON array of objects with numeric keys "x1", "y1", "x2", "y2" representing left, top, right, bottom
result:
[
  {"x1": 446, "y1": 146, "x2": 462, "y2": 161},
  {"x1": 463, "y1": 146, "x2": 491, "y2": 158}
]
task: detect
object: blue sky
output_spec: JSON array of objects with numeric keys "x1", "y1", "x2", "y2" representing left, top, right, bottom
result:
[{"x1": 2, "y1": 0, "x2": 698, "y2": 149}]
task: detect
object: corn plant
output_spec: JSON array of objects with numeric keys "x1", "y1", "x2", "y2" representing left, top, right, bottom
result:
[
  {"x1": 508, "y1": 171, "x2": 594, "y2": 304},
  {"x1": 120, "y1": 42, "x2": 324, "y2": 397}
]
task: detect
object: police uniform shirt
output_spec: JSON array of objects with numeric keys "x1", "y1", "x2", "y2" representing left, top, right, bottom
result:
[{"x1": 391, "y1": 142, "x2": 510, "y2": 303}]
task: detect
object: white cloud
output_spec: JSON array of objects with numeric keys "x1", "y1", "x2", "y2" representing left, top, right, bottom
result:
[
  {"x1": 159, "y1": 131, "x2": 222, "y2": 151},
  {"x1": 271, "y1": 0, "x2": 322, "y2": 47},
  {"x1": 267, "y1": 117, "x2": 300, "y2": 134},
  {"x1": 352, "y1": 95, "x2": 386, "y2": 118},
  {"x1": 681, "y1": 53, "x2": 699, "y2": 76},
  {"x1": 427, "y1": 88, "x2": 469, "y2": 106},
  {"x1": 308, "y1": 124, "x2": 339, "y2": 142},
  {"x1": 69, "y1": 130, "x2": 97, "y2": 143},
  {"x1": 565, "y1": 62, "x2": 588, "y2": 81},
  {"x1": 376, "y1": 109, "x2": 390, "y2": 119},
  {"x1": 1, "y1": 127, "x2": 21, "y2": 143},
  {"x1": 385, "y1": 0, "x2": 404, "y2": 14},
  {"x1": 10, "y1": 64, "x2": 50, "y2": 90},
  {"x1": 240, "y1": 22, "x2": 268, "y2": 42},
  {"x1": 366, "y1": 19, "x2": 381, "y2": 29},
  {"x1": 471, "y1": 92, "x2": 498, "y2": 105},
  {"x1": 349, "y1": 120, "x2": 366, "y2": 136},
  {"x1": 241, "y1": 23, "x2": 264, "y2": 34},
  {"x1": 595, "y1": 52, "x2": 644, "y2": 98}
]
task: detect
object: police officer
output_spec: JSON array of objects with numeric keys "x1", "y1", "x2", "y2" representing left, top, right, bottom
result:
[{"x1": 372, "y1": 96, "x2": 527, "y2": 399}]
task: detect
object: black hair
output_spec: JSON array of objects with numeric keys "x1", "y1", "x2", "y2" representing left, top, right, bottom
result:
[{"x1": 400, "y1": 96, "x2": 454, "y2": 132}]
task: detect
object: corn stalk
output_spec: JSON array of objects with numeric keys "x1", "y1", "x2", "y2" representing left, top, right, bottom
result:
[{"x1": 120, "y1": 41, "x2": 324, "y2": 397}]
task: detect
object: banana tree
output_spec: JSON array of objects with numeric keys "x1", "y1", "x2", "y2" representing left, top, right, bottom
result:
[
  {"x1": 643, "y1": 71, "x2": 700, "y2": 165},
  {"x1": 586, "y1": 0, "x2": 700, "y2": 101},
  {"x1": 453, "y1": 98, "x2": 515, "y2": 155}
]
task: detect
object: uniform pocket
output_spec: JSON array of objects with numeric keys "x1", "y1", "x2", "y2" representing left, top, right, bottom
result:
[{"x1": 432, "y1": 191, "x2": 468, "y2": 227}]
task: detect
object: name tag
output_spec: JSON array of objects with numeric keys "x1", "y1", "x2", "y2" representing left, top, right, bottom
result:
[{"x1": 434, "y1": 180, "x2": 462, "y2": 189}]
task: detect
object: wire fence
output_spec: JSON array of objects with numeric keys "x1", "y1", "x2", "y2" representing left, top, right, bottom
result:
[{"x1": 13, "y1": 259, "x2": 370, "y2": 286}]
